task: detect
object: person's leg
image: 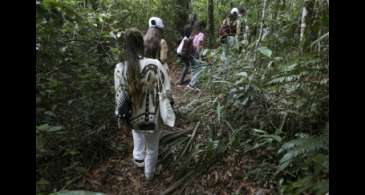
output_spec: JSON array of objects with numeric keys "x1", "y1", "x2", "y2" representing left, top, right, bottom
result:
[
  {"x1": 144, "y1": 130, "x2": 160, "y2": 180},
  {"x1": 132, "y1": 129, "x2": 145, "y2": 167},
  {"x1": 189, "y1": 58, "x2": 201, "y2": 88},
  {"x1": 177, "y1": 57, "x2": 185, "y2": 84},
  {"x1": 190, "y1": 69, "x2": 203, "y2": 88},
  {"x1": 223, "y1": 37, "x2": 235, "y2": 79},
  {"x1": 220, "y1": 44, "x2": 228, "y2": 77},
  {"x1": 178, "y1": 57, "x2": 190, "y2": 85}
]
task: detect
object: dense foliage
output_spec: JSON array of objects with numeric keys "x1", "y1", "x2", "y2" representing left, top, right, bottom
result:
[
  {"x1": 173, "y1": 0, "x2": 329, "y2": 194},
  {"x1": 36, "y1": 0, "x2": 328, "y2": 194}
]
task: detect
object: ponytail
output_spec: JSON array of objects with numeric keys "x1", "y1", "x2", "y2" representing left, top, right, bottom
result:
[{"x1": 124, "y1": 28, "x2": 144, "y2": 113}]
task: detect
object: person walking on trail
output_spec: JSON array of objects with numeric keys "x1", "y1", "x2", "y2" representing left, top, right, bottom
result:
[
  {"x1": 114, "y1": 28, "x2": 174, "y2": 180},
  {"x1": 219, "y1": 7, "x2": 247, "y2": 44},
  {"x1": 238, "y1": 6, "x2": 249, "y2": 42},
  {"x1": 144, "y1": 17, "x2": 169, "y2": 72},
  {"x1": 187, "y1": 21, "x2": 206, "y2": 90},
  {"x1": 176, "y1": 25, "x2": 194, "y2": 86},
  {"x1": 218, "y1": 7, "x2": 246, "y2": 77},
  {"x1": 192, "y1": 21, "x2": 206, "y2": 59}
]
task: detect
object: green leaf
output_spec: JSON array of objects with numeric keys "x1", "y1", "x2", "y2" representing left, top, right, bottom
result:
[
  {"x1": 236, "y1": 72, "x2": 248, "y2": 77},
  {"x1": 216, "y1": 102, "x2": 222, "y2": 124},
  {"x1": 109, "y1": 31, "x2": 117, "y2": 39},
  {"x1": 116, "y1": 31, "x2": 122, "y2": 38},
  {"x1": 260, "y1": 134, "x2": 282, "y2": 142},
  {"x1": 212, "y1": 80, "x2": 231, "y2": 84},
  {"x1": 45, "y1": 111, "x2": 56, "y2": 117},
  {"x1": 48, "y1": 126, "x2": 63, "y2": 132},
  {"x1": 37, "y1": 178, "x2": 49, "y2": 186},
  {"x1": 310, "y1": 32, "x2": 329, "y2": 47},
  {"x1": 274, "y1": 57, "x2": 283, "y2": 61},
  {"x1": 252, "y1": 129, "x2": 267, "y2": 134},
  {"x1": 37, "y1": 124, "x2": 50, "y2": 131},
  {"x1": 257, "y1": 47, "x2": 272, "y2": 58}
]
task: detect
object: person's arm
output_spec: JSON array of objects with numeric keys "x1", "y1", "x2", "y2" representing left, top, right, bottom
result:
[
  {"x1": 236, "y1": 20, "x2": 241, "y2": 37},
  {"x1": 114, "y1": 63, "x2": 131, "y2": 128},
  {"x1": 222, "y1": 18, "x2": 228, "y2": 26},
  {"x1": 158, "y1": 61, "x2": 174, "y2": 106},
  {"x1": 197, "y1": 34, "x2": 204, "y2": 55},
  {"x1": 114, "y1": 63, "x2": 123, "y2": 117},
  {"x1": 160, "y1": 39, "x2": 168, "y2": 64},
  {"x1": 187, "y1": 36, "x2": 194, "y2": 59}
]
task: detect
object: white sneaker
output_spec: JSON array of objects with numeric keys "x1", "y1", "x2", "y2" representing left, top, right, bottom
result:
[
  {"x1": 186, "y1": 84, "x2": 193, "y2": 89},
  {"x1": 132, "y1": 158, "x2": 145, "y2": 168},
  {"x1": 145, "y1": 172, "x2": 155, "y2": 181}
]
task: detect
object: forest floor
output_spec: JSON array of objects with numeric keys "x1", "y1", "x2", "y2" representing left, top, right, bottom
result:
[{"x1": 78, "y1": 64, "x2": 269, "y2": 195}]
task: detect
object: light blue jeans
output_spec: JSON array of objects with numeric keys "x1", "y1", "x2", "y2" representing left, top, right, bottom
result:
[
  {"x1": 189, "y1": 58, "x2": 204, "y2": 87},
  {"x1": 221, "y1": 36, "x2": 237, "y2": 78}
]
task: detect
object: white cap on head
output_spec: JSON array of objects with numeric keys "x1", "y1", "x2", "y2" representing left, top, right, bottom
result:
[
  {"x1": 230, "y1": 8, "x2": 241, "y2": 16},
  {"x1": 149, "y1": 17, "x2": 164, "y2": 29}
]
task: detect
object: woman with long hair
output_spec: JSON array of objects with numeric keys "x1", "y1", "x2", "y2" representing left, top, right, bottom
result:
[{"x1": 114, "y1": 28, "x2": 173, "y2": 180}]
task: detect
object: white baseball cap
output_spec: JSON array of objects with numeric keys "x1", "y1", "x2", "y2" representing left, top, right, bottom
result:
[
  {"x1": 149, "y1": 17, "x2": 164, "y2": 29},
  {"x1": 230, "y1": 8, "x2": 241, "y2": 16}
]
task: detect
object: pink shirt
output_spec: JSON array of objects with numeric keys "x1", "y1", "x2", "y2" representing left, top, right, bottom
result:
[{"x1": 193, "y1": 32, "x2": 204, "y2": 48}]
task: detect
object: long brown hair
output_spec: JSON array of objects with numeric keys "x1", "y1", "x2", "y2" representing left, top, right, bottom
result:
[
  {"x1": 143, "y1": 27, "x2": 162, "y2": 58},
  {"x1": 124, "y1": 28, "x2": 144, "y2": 113}
]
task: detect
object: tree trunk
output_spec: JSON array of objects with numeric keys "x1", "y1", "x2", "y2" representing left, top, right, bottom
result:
[
  {"x1": 252, "y1": 0, "x2": 268, "y2": 66},
  {"x1": 175, "y1": 0, "x2": 191, "y2": 37},
  {"x1": 299, "y1": 0, "x2": 315, "y2": 52},
  {"x1": 299, "y1": 1, "x2": 308, "y2": 44},
  {"x1": 257, "y1": 0, "x2": 268, "y2": 46},
  {"x1": 207, "y1": 0, "x2": 215, "y2": 48},
  {"x1": 272, "y1": 0, "x2": 281, "y2": 32}
]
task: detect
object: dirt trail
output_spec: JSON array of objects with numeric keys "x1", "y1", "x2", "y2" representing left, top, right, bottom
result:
[
  {"x1": 78, "y1": 64, "x2": 262, "y2": 195},
  {"x1": 78, "y1": 64, "x2": 196, "y2": 195}
]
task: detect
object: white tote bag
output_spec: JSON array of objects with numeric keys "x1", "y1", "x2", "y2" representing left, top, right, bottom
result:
[
  {"x1": 159, "y1": 90, "x2": 175, "y2": 127},
  {"x1": 157, "y1": 64, "x2": 175, "y2": 127},
  {"x1": 176, "y1": 37, "x2": 187, "y2": 55}
]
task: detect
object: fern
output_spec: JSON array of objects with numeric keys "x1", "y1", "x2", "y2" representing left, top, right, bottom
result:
[
  {"x1": 277, "y1": 129, "x2": 329, "y2": 194},
  {"x1": 278, "y1": 129, "x2": 328, "y2": 171}
]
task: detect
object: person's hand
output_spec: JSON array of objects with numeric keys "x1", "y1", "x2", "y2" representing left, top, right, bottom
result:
[
  {"x1": 165, "y1": 90, "x2": 174, "y2": 107},
  {"x1": 170, "y1": 97, "x2": 175, "y2": 107},
  {"x1": 117, "y1": 118, "x2": 131, "y2": 132}
]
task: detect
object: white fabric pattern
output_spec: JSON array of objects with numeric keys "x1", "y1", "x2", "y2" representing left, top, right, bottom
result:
[
  {"x1": 114, "y1": 57, "x2": 172, "y2": 179},
  {"x1": 114, "y1": 62, "x2": 128, "y2": 116}
]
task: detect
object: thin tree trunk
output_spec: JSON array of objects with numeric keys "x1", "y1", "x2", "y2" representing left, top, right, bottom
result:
[
  {"x1": 252, "y1": 0, "x2": 268, "y2": 66},
  {"x1": 272, "y1": 0, "x2": 281, "y2": 32},
  {"x1": 272, "y1": 0, "x2": 282, "y2": 51},
  {"x1": 299, "y1": 0, "x2": 315, "y2": 52},
  {"x1": 175, "y1": 0, "x2": 191, "y2": 36},
  {"x1": 207, "y1": 0, "x2": 215, "y2": 48},
  {"x1": 257, "y1": 0, "x2": 268, "y2": 45},
  {"x1": 317, "y1": 28, "x2": 321, "y2": 55},
  {"x1": 299, "y1": 1, "x2": 308, "y2": 45}
]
